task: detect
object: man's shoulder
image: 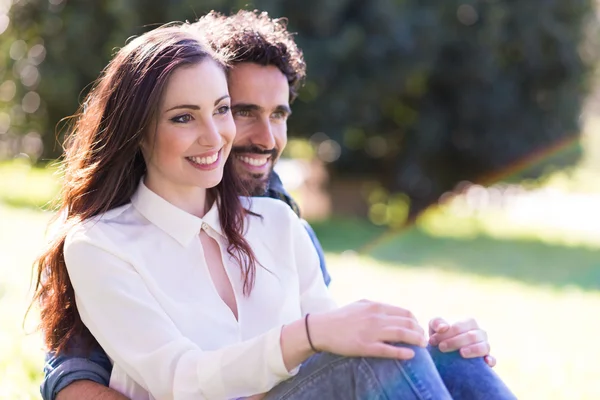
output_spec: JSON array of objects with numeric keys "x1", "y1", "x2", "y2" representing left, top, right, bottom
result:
[{"x1": 265, "y1": 171, "x2": 301, "y2": 216}]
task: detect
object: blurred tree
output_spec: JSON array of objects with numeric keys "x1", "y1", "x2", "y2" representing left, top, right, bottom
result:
[
  {"x1": 2, "y1": 0, "x2": 596, "y2": 218},
  {"x1": 2, "y1": 0, "x2": 234, "y2": 160},
  {"x1": 281, "y1": 0, "x2": 596, "y2": 219}
]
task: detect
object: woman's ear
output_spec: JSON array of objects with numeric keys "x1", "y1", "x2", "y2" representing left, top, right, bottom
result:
[
  {"x1": 140, "y1": 119, "x2": 158, "y2": 159},
  {"x1": 139, "y1": 131, "x2": 151, "y2": 159},
  {"x1": 139, "y1": 136, "x2": 147, "y2": 152}
]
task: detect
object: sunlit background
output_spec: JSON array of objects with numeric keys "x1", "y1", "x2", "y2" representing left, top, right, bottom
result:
[{"x1": 2, "y1": 0, "x2": 600, "y2": 399}]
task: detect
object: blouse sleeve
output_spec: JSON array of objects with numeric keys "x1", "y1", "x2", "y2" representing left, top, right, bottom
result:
[{"x1": 64, "y1": 234, "x2": 295, "y2": 400}]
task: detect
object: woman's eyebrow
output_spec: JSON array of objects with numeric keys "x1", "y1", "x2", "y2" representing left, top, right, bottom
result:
[{"x1": 164, "y1": 95, "x2": 230, "y2": 113}]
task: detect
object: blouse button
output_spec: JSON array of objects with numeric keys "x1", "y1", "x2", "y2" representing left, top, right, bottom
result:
[{"x1": 201, "y1": 222, "x2": 209, "y2": 231}]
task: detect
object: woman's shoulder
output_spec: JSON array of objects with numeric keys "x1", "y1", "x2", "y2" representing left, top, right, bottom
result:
[
  {"x1": 242, "y1": 196, "x2": 302, "y2": 236},
  {"x1": 241, "y1": 197, "x2": 304, "y2": 255},
  {"x1": 66, "y1": 203, "x2": 134, "y2": 246},
  {"x1": 63, "y1": 203, "x2": 138, "y2": 272},
  {"x1": 243, "y1": 196, "x2": 298, "y2": 220}
]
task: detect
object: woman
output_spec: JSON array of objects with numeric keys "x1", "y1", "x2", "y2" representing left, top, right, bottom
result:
[{"x1": 33, "y1": 24, "x2": 515, "y2": 399}]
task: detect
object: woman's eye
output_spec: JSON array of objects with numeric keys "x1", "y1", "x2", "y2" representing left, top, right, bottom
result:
[
  {"x1": 171, "y1": 114, "x2": 193, "y2": 123},
  {"x1": 216, "y1": 105, "x2": 230, "y2": 115}
]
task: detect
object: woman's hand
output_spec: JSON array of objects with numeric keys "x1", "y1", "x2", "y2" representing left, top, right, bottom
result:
[
  {"x1": 428, "y1": 317, "x2": 496, "y2": 367},
  {"x1": 309, "y1": 300, "x2": 428, "y2": 360}
]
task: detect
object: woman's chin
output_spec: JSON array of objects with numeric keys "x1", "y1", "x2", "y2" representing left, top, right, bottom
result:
[{"x1": 191, "y1": 174, "x2": 223, "y2": 190}]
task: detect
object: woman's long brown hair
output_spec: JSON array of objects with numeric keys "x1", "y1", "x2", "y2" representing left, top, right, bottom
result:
[{"x1": 31, "y1": 25, "x2": 259, "y2": 354}]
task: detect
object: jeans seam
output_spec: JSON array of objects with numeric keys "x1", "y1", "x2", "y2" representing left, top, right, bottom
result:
[
  {"x1": 361, "y1": 358, "x2": 432, "y2": 400},
  {"x1": 275, "y1": 356, "x2": 352, "y2": 400},
  {"x1": 358, "y1": 359, "x2": 391, "y2": 400},
  {"x1": 401, "y1": 358, "x2": 433, "y2": 400}
]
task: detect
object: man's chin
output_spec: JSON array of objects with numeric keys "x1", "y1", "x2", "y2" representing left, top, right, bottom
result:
[
  {"x1": 237, "y1": 173, "x2": 269, "y2": 196},
  {"x1": 232, "y1": 162, "x2": 273, "y2": 196}
]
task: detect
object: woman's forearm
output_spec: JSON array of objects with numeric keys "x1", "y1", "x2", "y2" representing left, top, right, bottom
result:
[{"x1": 280, "y1": 318, "x2": 316, "y2": 372}]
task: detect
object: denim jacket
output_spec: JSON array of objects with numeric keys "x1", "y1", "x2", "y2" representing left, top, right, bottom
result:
[{"x1": 40, "y1": 172, "x2": 331, "y2": 399}]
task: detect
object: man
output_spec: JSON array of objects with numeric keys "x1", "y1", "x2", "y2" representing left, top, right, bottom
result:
[{"x1": 41, "y1": 10, "x2": 495, "y2": 400}]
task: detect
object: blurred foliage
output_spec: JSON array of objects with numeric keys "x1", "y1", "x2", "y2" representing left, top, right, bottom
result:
[
  {"x1": 286, "y1": 0, "x2": 597, "y2": 218},
  {"x1": 1, "y1": 0, "x2": 597, "y2": 217}
]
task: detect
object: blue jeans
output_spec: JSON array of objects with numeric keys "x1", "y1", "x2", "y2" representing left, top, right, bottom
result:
[{"x1": 264, "y1": 345, "x2": 516, "y2": 400}]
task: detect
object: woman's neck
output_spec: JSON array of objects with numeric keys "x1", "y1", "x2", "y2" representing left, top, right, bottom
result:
[{"x1": 143, "y1": 176, "x2": 212, "y2": 218}]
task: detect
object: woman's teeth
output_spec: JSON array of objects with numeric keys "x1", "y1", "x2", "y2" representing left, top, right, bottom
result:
[{"x1": 188, "y1": 153, "x2": 218, "y2": 165}]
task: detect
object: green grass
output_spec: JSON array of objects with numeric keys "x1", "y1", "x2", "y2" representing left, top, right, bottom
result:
[
  {"x1": 370, "y1": 228, "x2": 600, "y2": 291},
  {"x1": 326, "y1": 253, "x2": 600, "y2": 400},
  {"x1": 3, "y1": 203, "x2": 600, "y2": 399},
  {"x1": 0, "y1": 160, "x2": 61, "y2": 210},
  {"x1": 2, "y1": 161, "x2": 600, "y2": 399},
  {"x1": 309, "y1": 218, "x2": 388, "y2": 253},
  {"x1": 0, "y1": 206, "x2": 49, "y2": 399},
  {"x1": 312, "y1": 212, "x2": 600, "y2": 400}
]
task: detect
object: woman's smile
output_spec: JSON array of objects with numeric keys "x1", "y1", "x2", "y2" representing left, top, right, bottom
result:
[{"x1": 186, "y1": 149, "x2": 221, "y2": 171}]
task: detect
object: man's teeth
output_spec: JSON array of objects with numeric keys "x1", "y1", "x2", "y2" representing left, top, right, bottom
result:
[
  {"x1": 238, "y1": 156, "x2": 268, "y2": 167},
  {"x1": 188, "y1": 153, "x2": 218, "y2": 165}
]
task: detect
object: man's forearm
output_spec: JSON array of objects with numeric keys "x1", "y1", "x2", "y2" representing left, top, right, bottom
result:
[{"x1": 56, "y1": 380, "x2": 129, "y2": 400}]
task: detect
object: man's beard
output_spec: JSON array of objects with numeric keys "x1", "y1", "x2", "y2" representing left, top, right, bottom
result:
[
  {"x1": 232, "y1": 145, "x2": 279, "y2": 196},
  {"x1": 242, "y1": 172, "x2": 271, "y2": 196}
]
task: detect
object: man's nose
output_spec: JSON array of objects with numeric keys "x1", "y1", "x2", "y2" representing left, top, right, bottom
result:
[{"x1": 251, "y1": 119, "x2": 276, "y2": 150}]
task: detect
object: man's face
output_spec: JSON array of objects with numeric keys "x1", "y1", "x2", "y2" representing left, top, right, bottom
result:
[{"x1": 228, "y1": 63, "x2": 290, "y2": 195}]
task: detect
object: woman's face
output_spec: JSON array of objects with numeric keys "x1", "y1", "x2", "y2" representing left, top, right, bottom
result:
[{"x1": 142, "y1": 59, "x2": 235, "y2": 198}]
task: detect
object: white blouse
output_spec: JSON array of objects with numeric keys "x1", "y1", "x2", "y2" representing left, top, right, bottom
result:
[{"x1": 63, "y1": 181, "x2": 338, "y2": 400}]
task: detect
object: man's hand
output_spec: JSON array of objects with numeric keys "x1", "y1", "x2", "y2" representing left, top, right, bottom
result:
[
  {"x1": 428, "y1": 317, "x2": 496, "y2": 367},
  {"x1": 56, "y1": 380, "x2": 129, "y2": 400}
]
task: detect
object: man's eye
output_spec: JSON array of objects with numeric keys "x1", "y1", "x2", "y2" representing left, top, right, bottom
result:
[
  {"x1": 234, "y1": 110, "x2": 252, "y2": 118},
  {"x1": 272, "y1": 111, "x2": 287, "y2": 120},
  {"x1": 216, "y1": 105, "x2": 230, "y2": 115},
  {"x1": 171, "y1": 114, "x2": 193, "y2": 123}
]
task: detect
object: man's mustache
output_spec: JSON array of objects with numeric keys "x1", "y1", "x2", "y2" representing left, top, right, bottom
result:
[{"x1": 232, "y1": 146, "x2": 278, "y2": 158}]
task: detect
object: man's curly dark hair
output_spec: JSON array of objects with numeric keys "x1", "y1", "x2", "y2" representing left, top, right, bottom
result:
[{"x1": 191, "y1": 10, "x2": 306, "y2": 102}]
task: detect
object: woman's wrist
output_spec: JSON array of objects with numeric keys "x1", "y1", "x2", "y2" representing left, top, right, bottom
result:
[
  {"x1": 304, "y1": 314, "x2": 320, "y2": 353},
  {"x1": 280, "y1": 319, "x2": 316, "y2": 372},
  {"x1": 303, "y1": 312, "x2": 330, "y2": 354}
]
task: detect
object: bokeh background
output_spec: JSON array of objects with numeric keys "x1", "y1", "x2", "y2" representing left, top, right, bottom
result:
[{"x1": 2, "y1": 0, "x2": 600, "y2": 398}]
